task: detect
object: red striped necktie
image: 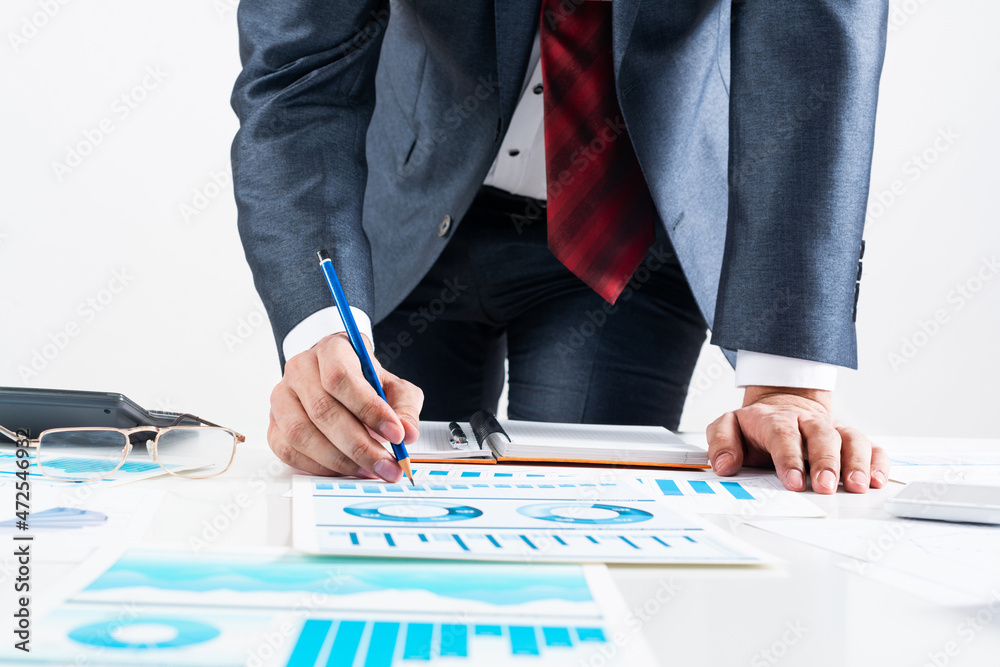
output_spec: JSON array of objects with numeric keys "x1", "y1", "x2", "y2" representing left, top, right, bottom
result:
[{"x1": 540, "y1": 0, "x2": 656, "y2": 304}]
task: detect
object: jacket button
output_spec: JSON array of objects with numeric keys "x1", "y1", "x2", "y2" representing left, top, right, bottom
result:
[{"x1": 438, "y1": 215, "x2": 452, "y2": 237}]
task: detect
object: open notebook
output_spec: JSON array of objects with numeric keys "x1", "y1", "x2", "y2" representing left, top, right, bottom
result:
[{"x1": 406, "y1": 411, "x2": 709, "y2": 469}]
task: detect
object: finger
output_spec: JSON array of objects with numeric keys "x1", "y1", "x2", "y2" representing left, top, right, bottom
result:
[
  {"x1": 316, "y1": 337, "x2": 405, "y2": 444},
  {"x1": 706, "y1": 411, "x2": 745, "y2": 476},
  {"x1": 283, "y1": 371, "x2": 402, "y2": 482},
  {"x1": 837, "y1": 425, "x2": 873, "y2": 494},
  {"x1": 761, "y1": 415, "x2": 807, "y2": 492},
  {"x1": 382, "y1": 372, "x2": 424, "y2": 445},
  {"x1": 267, "y1": 407, "x2": 339, "y2": 476},
  {"x1": 870, "y1": 443, "x2": 891, "y2": 489},
  {"x1": 800, "y1": 415, "x2": 842, "y2": 494}
]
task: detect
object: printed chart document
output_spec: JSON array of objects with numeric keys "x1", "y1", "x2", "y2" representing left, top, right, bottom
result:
[
  {"x1": 0, "y1": 448, "x2": 197, "y2": 486},
  {"x1": 2, "y1": 547, "x2": 657, "y2": 666},
  {"x1": 292, "y1": 467, "x2": 773, "y2": 564},
  {"x1": 408, "y1": 416, "x2": 709, "y2": 468},
  {"x1": 634, "y1": 473, "x2": 826, "y2": 517},
  {"x1": 0, "y1": 488, "x2": 163, "y2": 559}
]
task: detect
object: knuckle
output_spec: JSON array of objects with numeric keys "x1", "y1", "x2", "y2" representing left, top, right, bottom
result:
[
  {"x1": 356, "y1": 399, "x2": 386, "y2": 429},
  {"x1": 271, "y1": 439, "x2": 293, "y2": 464},
  {"x1": 799, "y1": 413, "x2": 832, "y2": 431},
  {"x1": 283, "y1": 419, "x2": 311, "y2": 446},
  {"x1": 810, "y1": 453, "x2": 840, "y2": 471},
  {"x1": 410, "y1": 383, "x2": 425, "y2": 407},
  {"x1": 307, "y1": 392, "x2": 339, "y2": 423},
  {"x1": 707, "y1": 413, "x2": 727, "y2": 432},
  {"x1": 323, "y1": 362, "x2": 351, "y2": 392},
  {"x1": 284, "y1": 352, "x2": 306, "y2": 376},
  {"x1": 269, "y1": 382, "x2": 288, "y2": 406},
  {"x1": 325, "y1": 449, "x2": 358, "y2": 475},
  {"x1": 768, "y1": 420, "x2": 801, "y2": 442}
]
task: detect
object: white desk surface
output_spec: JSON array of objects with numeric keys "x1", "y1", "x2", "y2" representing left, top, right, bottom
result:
[{"x1": 25, "y1": 433, "x2": 1000, "y2": 667}]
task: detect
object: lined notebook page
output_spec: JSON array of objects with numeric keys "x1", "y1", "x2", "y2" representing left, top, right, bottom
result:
[
  {"x1": 407, "y1": 421, "x2": 491, "y2": 459},
  {"x1": 501, "y1": 420, "x2": 698, "y2": 453}
]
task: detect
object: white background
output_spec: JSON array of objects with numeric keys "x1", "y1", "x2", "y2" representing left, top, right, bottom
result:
[{"x1": 1, "y1": 0, "x2": 997, "y2": 445}]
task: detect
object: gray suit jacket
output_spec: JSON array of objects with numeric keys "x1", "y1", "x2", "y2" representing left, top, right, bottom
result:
[{"x1": 231, "y1": 0, "x2": 887, "y2": 369}]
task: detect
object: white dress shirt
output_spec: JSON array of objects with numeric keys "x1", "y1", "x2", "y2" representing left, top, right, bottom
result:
[{"x1": 283, "y1": 33, "x2": 840, "y2": 392}]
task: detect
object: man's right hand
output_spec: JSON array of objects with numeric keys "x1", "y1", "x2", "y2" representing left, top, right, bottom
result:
[{"x1": 267, "y1": 332, "x2": 424, "y2": 481}]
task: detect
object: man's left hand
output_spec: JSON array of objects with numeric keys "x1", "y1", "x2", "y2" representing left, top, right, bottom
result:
[{"x1": 706, "y1": 386, "x2": 890, "y2": 494}]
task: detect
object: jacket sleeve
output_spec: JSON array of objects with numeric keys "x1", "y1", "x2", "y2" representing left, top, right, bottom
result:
[
  {"x1": 230, "y1": 0, "x2": 389, "y2": 367},
  {"x1": 710, "y1": 0, "x2": 888, "y2": 369}
]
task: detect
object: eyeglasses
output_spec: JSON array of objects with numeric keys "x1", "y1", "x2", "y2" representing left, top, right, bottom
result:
[{"x1": 0, "y1": 414, "x2": 244, "y2": 483}]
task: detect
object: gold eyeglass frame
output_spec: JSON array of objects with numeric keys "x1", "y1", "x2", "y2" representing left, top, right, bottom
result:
[{"x1": 0, "y1": 413, "x2": 245, "y2": 482}]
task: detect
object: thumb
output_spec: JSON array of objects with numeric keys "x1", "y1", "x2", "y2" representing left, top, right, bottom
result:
[
  {"x1": 707, "y1": 411, "x2": 745, "y2": 476},
  {"x1": 382, "y1": 372, "x2": 424, "y2": 444}
]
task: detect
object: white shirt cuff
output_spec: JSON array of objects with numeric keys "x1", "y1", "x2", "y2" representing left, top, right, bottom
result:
[
  {"x1": 282, "y1": 306, "x2": 373, "y2": 361},
  {"x1": 735, "y1": 350, "x2": 839, "y2": 391}
]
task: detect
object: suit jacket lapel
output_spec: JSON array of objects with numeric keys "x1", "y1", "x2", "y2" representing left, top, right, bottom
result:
[
  {"x1": 495, "y1": 0, "x2": 542, "y2": 123},
  {"x1": 612, "y1": 0, "x2": 640, "y2": 83}
]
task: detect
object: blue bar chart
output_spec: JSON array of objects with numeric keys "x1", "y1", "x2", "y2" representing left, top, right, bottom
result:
[
  {"x1": 651, "y1": 478, "x2": 755, "y2": 499},
  {"x1": 313, "y1": 478, "x2": 634, "y2": 501},
  {"x1": 636, "y1": 475, "x2": 826, "y2": 517},
  {"x1": 295, "y1": 475, "x2": 770, "y2": 563},
  {"x1": 285, "y1": 618, "x2": 610, "y2": 666}
]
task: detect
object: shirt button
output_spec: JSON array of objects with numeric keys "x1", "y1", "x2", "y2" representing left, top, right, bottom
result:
[
  {"x1": 533, "y1": 83, "x2": 543, "y2": 94},
  {"x1": 508, "y1": 149, "x2": 520, "y2": 157},
  {"x1": 438, "y1": 215, "x2": 452, "y2": 237}
]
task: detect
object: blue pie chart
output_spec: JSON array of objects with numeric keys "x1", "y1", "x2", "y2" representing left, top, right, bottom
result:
[
  {"x1": 517, "y1": 503, "x2": 653, "y2": 525},
  {"x1": 343, "y1": 500, "x2": 483, "y2": 523},
  {"x1": 68, "y1": 616, "x2": 220, "y2": 649}
]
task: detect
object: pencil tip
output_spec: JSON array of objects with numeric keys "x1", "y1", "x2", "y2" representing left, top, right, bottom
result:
[{"x1": 399, "y1": 458, "x2": 414, "y2": 486}]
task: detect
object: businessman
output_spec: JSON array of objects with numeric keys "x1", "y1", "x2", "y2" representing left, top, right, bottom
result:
[{"x1": 231, "y1": 1, "x2": 891, "y2": 493}]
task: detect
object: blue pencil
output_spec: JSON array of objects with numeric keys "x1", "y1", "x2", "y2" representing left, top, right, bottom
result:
[{"x1": 316, "y1": 250, "x2": 414, "y2": 485}]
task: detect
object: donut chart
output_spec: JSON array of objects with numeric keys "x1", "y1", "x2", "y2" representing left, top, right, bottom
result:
[
  {"x1": 343, "y1": 500, "x2": 483, "y2": 523},
  {"x1": 516, "y1": 503, "x2": 654, "y2": 525},
  {"x1": 68, "y1": 617, "x2": 220, "y2": 649}
]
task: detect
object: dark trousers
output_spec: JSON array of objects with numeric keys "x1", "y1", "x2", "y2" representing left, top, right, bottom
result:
[{"x1": 373, "y1": 187, "x2": 707, "y2": 431}]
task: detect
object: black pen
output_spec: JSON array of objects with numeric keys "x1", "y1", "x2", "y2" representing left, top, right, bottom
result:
[{"x1": 449, "y1": 421, "x2": 471, "y2": 449}]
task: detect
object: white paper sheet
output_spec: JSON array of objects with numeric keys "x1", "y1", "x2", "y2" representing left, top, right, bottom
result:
[
  {"x1": 0, "y1": 448, "x2": 197, "y2": 486},
  {"x1": 292, "y1": 467, "x2": 774, "y2": 565},
  {"x1": 2, "y1": 547, "x2": 658, "y2": 666},
  {"x1": 890, "y1": 452, "x2": 1000, "y2": 485},
  {"x1": 749, "y1": 517, "x2": 1000, "y2": 607},
  {"x1": 634, "y1": 473, "x2": 827, "y2": 518}
]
